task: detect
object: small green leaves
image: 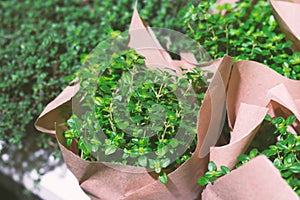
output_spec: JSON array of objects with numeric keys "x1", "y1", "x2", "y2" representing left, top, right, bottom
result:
[
  {"x1": 198, "y1": 177, "x2": 209, "y2": 186},
  {"x1": 208, "y1": 161, "x2": 217, "y2": 171},
  {"x1": 237, "y1": 154, "x2": 250, "y2": 164},
  {"x1": 270, "y1": 116, "x2": 296, "y2": 135},
  {"x1": 220, "y1": 166, "x2": 230, "y2": 175},
  {"x1": 138, "y1": 156, "x2": 148, "y2": 168},
  {"x1": 159, "y1": 172, "x2": 168, "y2": 184},
  {"x1": 105, "y1": 145, "x2": 117, "y2": 155},
  {"x1": 68, "y1": 48, "x2": 204, "y2": 181},
  {"x1": 286, "y1": 116, "x2": 297, "y2": 126},
  {"x1": 156, "y1": 146, "x2": 169, "y2": 158},
  {"x1": 66, "y1": 138, "x2": 73, "y2": 146},
  {"x1": 273, "y1": 158, "x2": 282, "y2": 168},
  {"x1": 149, "y1": 159, "x2": 162, "y2": 174},
  {"x1": 198, "y1": 162, "x2": 231, "y2": 186},
  {"x1": 272, "y1": 116, "x2": 284, "y2": 125},
  {"x1": 169, "y1": 138, "x2": 179, "y2": 148},
  {"x1": 264, "y1": 114, "x2": 272, "y2": 122},
  {"x1": 262, "y1": 148, "x2": 277, "y2": 157},
  {"x1": 249, "y1": 148, "x2": 259, "y2": 158},
  {"x1": 289, "y1": 165, "x2": 300, "y2": 174},
  {"x1": 161, "y1": 158, "x2": 171, "y2": 168}
]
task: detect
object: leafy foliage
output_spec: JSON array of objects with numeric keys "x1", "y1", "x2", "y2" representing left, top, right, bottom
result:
[
  {"x1": 65, "y1": 46, "x2": 208, "y2": 184},
  {"x1": 183, "y1": 0, "x2": 300, "y2": 79}
]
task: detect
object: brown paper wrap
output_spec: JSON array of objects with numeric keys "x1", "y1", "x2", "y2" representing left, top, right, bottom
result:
[
  {"x1": 202, "y1": 155, "x2": 299, "y2": 200},
  {"x1": 270, "y1": 0, "x2": 300, "y2": 52}
]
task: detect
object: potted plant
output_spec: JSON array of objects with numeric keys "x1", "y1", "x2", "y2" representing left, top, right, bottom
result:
[{"x1": 35, "y1": 5, "x2": 233, "y2": 200}]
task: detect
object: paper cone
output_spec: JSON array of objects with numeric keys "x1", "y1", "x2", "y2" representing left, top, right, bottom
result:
[{"x1": 270, "y1": 0, "x2": 300, "y2": 52}]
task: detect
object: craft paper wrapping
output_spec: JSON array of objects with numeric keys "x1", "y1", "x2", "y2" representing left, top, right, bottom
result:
[
  {"x1": 202, "y1": 155, "x2": 299, "y2": 200},
  {"x1": 210, "y1": 59, "x2": 300, "y2": 168},
  {"x1": 35, "y1": 5, "x2": 233, "y2": 200},
  {"x1": 270, "y1": 0, "x2": 300, "y2": 52}
]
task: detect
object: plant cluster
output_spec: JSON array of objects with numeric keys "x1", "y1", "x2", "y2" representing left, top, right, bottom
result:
[
  {"x1": 64, "y1": 44, "x2": 208, "y2": 183},
  {"x1": 183, "y1": 0, "x2": 300, "y2": 79},
  {"x1": 199, "y1": 115, "x2": 300, "y2": 196}
]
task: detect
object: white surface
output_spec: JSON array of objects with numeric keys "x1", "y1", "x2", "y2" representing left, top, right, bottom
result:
[
  {"x1": 23, "y1": 164, "x2": 90, "y2": 200},
  {"x1": 0, "y1": 139, "x2": 90, "y2": 200}
]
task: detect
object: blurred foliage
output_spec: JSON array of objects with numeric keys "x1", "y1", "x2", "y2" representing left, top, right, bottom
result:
[
  {"x1": 0, "y1": 0, "x2": 193, "y2": 179},
  {"x1": 183, "y1": 0, "x2": 300, "y2": 79}
]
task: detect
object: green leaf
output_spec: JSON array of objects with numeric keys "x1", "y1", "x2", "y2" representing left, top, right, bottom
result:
[
  {"x1": 208, "y1": 176, "x2": 217, "y2": 183},
  {"x1": 105, "y1": 145, "x2": 117, "y2": 155},
  {"x1": 149, "y1": 159, "x2": 155, "y2": 169},
  {"x1": 264, "y1": 114, "x2": 272, "y2": 121},
  {"x1": 155, "y1": 167, "x2": 161, "y2": 174},
  {"x1": 286, "y1": 116, "x2": 296, "y2": 125},
  {"x1": 208, "y1": 161, "x2": 217, "y2": 171},
  {"x1": 169, "y1": 138, "x2": 179, "y2": 148},
  {"x1": 138, "y1": 156, "x2": 148, "y2": 167},
  {"x1": 161, "y1": 158, "x2": 171, "y2": 168},
  {"x1": 94, "y1": 97, "x2": 104, "y2": 105},
  {"x1": 262, "y1": 149, "x2": 276, "y2": 157},
  {"x1": 198, "y1": 177, "x2": 209, "y2": 186},
  {"x1": 204, "y1": 171, "x2": 215, "y2": 178},
  {"x1": 281, "y1": 171, "x2": 293, "y2": 178},
  {"x1": 156, "y1": 146, "x2": 168, "y2": 158},
  {"x1": 220, "y1": 166, "x2": 230, "y2": 175},
  {"x1": 66, "y1": 138, "x2": 72, "y2": 146},
  {"x1": 272, "y1": 117, "x2": 284, "y2": 125},
  {"x1": 159, "y1": 172, "x2": 168, "y2": 184},
  {"x1": 237, "y1": 154, "x2": 250, "y2": 163},
  {"x1": 284, "y1": 153, "x2": 295, "y2": 164},
  {"x1": 273, "y1": 158, "x2": 282, "y2": 168},
  {"x1": 214, "y1": 171, "x2": 223, "y2": 177},
  {"x1": 249, "y1": 148, "x2": 259, "y2": 158},
  {"x1": 289, "y1": 165, "x2": 300, "y2": 173},
  {"x1": 276, "y1": 141, "x2": 287, "y2": 150}
]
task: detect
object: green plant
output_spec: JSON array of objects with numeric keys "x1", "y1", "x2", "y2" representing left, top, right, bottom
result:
[
  {"x1": 64, "y1": 42, "x2": 208, "y2": 184},
  {"x1": 199, "y1": 115, "x2": 300, "y2": 196},
  {"x1": 183, "y1": 0, "x2": 300, "y2": 80}
]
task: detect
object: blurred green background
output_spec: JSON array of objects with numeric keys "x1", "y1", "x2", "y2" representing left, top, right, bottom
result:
[{"x1": 0, "y1": 0, "x2": 193, "y2": 198}]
